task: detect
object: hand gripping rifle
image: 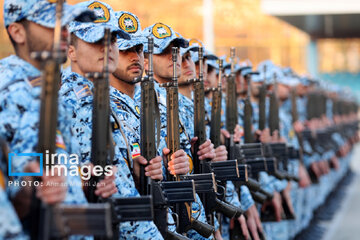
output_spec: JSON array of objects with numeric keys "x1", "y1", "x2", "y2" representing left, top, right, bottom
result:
[
  {"x1": 162, "y1": 47, "x2": 214, "y2": 238},
  {"x1": 140, "y1": 37, "x2": 194, "y2": 240},
  {"x1": 88, "y1": 29, "x2": 156, "y2": 239},
  {"x1": 189, "y1": 50, "x2": 243, "y2": 226}
]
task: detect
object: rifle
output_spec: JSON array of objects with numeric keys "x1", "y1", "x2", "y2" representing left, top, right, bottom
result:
[
  {"x1": 190, "y1": 51, "x2": 243, "y2": 225},
  {"x1": 28, "y1": 2, "x2": 114, "y2": 239},
  {"x1": 162, "y1": 47, "x2": 214, "y2": 238},
  {"x1": 268, "y1": 73, "x2": 280, "y2": 136},
  {"x1": 244, "y1": 75, "x2": 254, "y2": 143},
  {"x1": 209, "y1": 59, "x2": 223, "y2": 148},
  {"x1": 30, "y1": 1, "x2": 72, "y2": 239},
  {"x1": 89, "y1": 29, "x2": 155, "y2": 239},
  {"x1": 225, "y1": 48, "x2": 238, "y2": 160},
  {"x1": 140, "y1": 37, "x2": 193, "y2": 240},
  {"x1": 290, "y1": 88, "x2": 305, "y2": 165},
  {"x1": 258, "y1": 66, "x2": 267, "y2": 131}
]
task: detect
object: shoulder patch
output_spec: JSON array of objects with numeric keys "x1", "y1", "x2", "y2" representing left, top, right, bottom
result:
[
  {"x1": 131, "y1": 143, "x2": 141, "y2": 159},
  {"x1": 118, "y1": 13, "x2": 138, "y2": 33},
  {"x1": 88, "y1": 2, "x2": 110, "y2": 23},
  {"x1": 28, "y1": 76, "x2": 42, "y2": 88},
  {"x1": 152, "y1": 23, "x2": 172, "y2": 39},
  {"x1": 73, "y1": 85, "x2": 92, "y2": 99},
  {"x1": 56, "y1": 130, "x2": 66, "y2": 150},
  {"x1": 113, "y1": 100, "x2": 121, "y2": 109}
]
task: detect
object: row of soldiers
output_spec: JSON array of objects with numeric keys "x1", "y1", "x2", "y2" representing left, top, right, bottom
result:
[{"x1": 0, "y1": 0, "x2": 358, "y2": 239}]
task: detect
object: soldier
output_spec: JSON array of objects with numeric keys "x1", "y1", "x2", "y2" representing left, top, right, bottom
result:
[
  {"x1": 61, "y1": 2, "x2": 166, "y2": 239},
  {"x1": 141, "y1": 22, "x2": 218, "y2": 239},
  {"x1": 109, "y1": 10, "x2": 191, "y2": 236},
  {"x1": 178, "y1": 42, "x2": 252, "y2": 240},
  {"x1": 0, "y1": 0, "x2": 118, "y2": 238}
]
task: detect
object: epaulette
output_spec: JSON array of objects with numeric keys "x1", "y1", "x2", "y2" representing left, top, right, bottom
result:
[{"x1": 73, "y1": 85, "x2": 92, "y2": 99}]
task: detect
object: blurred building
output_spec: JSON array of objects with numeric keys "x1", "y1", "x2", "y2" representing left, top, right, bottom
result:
[{"x1": 0, "y1": 0, "x2": 359, "y2": 85}]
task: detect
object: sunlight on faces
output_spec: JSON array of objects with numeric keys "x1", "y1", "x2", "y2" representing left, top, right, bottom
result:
[
  {"x1": 179, "y1": 51, "x2": 196, "y2": 84},
  {"x1": 206, "y1": 66, "x2": 217, "y2": 89},
  {"x1": 152, "y1": 43, "x2": 181, "y2": 80},
  {"x1": 278, "y1": 83, "x2": 290, "y2": 100},
  {"x1": 236, "y1": 73, "x2": 247, "y2": 94},
  {"x1": 113, "y1": 44, "x2": 144, "y2": 83},
  {"x1": 69, "y1": 33, "x2": 119, "y2": 75},
  {"x1": 250, "y1": 81, "x2": 262, "y2": 97}
]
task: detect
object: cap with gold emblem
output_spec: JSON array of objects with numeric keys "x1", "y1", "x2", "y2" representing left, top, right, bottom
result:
[{"x1": 142, "y1": 22, "x2": 188, "y2": 54}]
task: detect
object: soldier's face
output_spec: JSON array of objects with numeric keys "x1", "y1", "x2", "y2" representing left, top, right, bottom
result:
[
  {"x1": 296, "y1": 84, "x2": 307, "y2": 96},
  {"x1": 179, "y1": 52, "x2": 196, "y2": 84},
  {"x1": 278, "y1": 83, "x2": 290, "y2": 100},
  {"x1": 113, "y1": 44, "x2": 144, "y2": 83},
  {"x1": 69, "y1": 34, "x2": 119, "y2": 75},
  {"x1": 236, "y1": 73, "x2": 246, "y2": 94},
  {"x1": 206, "y1": 68, "x2": 217, "y2": 88},
  {"x1": 26, "y1": 22, "x2": 69, "y2": 53},
  {"x1": 251, "y1": 81, "x2": 262, "y2": 97},
  {"x1": 152, "y1": 43, "x2": 181, "y2": 80}
]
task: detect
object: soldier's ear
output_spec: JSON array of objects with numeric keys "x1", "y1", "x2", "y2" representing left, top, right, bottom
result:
[
  {"x1": 68, "y1": 45, "x2": 77, "y2": 62},
  {"x1": 7, "y1": 23, "x2": 27, "y2": 46}
]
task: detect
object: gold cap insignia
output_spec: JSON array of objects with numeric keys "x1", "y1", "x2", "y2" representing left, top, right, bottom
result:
[
  {"x1": 119, "y1": 13, "x2": 138, "y2": 33},
  {"x1": 88, "y1": 2, "x2": 110, "y2": 23},
  {"x1": 152, "y1": 23, "x2": 172, "y2": 39}
]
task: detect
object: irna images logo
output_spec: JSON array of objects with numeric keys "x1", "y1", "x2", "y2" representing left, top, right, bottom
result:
[
  {"x1": 7, "y1": 151, "x2": 113, "y2": 181},
  {"x1": 8, "y1": 152, "x2": 43, "y2": 177}
]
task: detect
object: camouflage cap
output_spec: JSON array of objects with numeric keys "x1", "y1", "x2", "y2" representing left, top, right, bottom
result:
[
  {"x1": 206, "y1": 59, "x2": 219, "y2": 70},
  {"x1": 188, "y1": 39, "x2": 217, "y2": 63},
  {"x1": 4, "y1": 0, "x2": 93, "y2": 28},
  {"x1": 180, "y1": 39, "x2": 199, "y2": 56},
  {"x1": 114, "y1": 11, "x2": 146, "y2": 50},
  {"x1": 68, "y1": 1, "x2": 130, "y2": 43},
  {"x1": 299, "y1": 76, "x2": 311, "y2": 86},
  {"x1": 142, "y1": 22, "x2": 188, "y2": 54}
]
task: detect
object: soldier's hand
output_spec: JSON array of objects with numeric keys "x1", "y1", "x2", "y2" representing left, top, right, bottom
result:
[
  {"x1": 271, "y1": 130, "x2": 280, "y2": 142},
  {"x1": 163, "y1": 148, "x2": 190, "y2": 175},
  {"x1": 212, "y1": 145, "x2": 228, "y2": 162},
  {"x1": 298, "y1": 163, "x2": 311, "y2": 188},
  {"x1": 220, "y1": 129, "x2": 230, "y2": 144},
  {"x1": 262, "y1": 191, "x2": 283, "y2": 222},
  {"x1": 239, "y1": 214, "x2": 251, "y2": 240},
  {"x1": 146, "y1": 156, "x2": 163, "y2": 180},
  {"x1": 234, "y1": 124, "x2": 243, "y2": 142},
  {"x1": 251, "y1": 203, "x2": 264, "y2": 234},
  {"x1": 245, "y1": 205, "x2": 261, "y2": 240},
  {"x1": 259, "y1": 128, "x2": 271, "y2": 143},
  {"x1": 26, "y1": 162, "x2": 67, "y2": 204},
  {"x1": 190, "y1": 137, "x2": 216, "y2": 160},
  {"x1": 281, "y1": 182, "x2": 295, "y2": 217},
  {"x1": 85, "y1": 164, "x2": 117, "y2": 199},
  {"x1": 293, "y1": 120, "x2": 304, "y2": 133},
  {"x1": 214, "y1": 229, "x2": 224, "y2": 240}
]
